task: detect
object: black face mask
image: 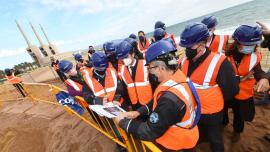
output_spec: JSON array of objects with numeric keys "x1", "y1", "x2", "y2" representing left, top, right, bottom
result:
[
  {"x1": 155, "y1": 36, "x2": 163, "y2": 41},
  {"x1": 94, "y1": 69, "x2": 106, "y2": 77},
  {"x1": 139, "y1": 36, "x2": 145, "y2": 42},
  {"x1": 149, "y1": 73, "x2": 159, "y2": 83},
  {"x1": 185, "y1": 47, "x2": 198, "y2": 60},
  {"x1": 107, "y1": 53, "x2": 116, "y2": 61}
]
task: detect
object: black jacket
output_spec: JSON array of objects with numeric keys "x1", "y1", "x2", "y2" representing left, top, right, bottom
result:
[{"x1": 119, "y1": 91, "x2": 186, "y2": 141}]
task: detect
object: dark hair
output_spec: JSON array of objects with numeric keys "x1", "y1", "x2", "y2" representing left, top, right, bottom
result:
[
  {"x1": 88, "y1": 46, "x2": 95, "y2": 54},
  {"x1": 138, "y1": 31, "x2": 145, "y2": 35}
]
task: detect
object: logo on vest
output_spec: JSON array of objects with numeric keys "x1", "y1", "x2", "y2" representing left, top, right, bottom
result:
[{"x1": 149, "y1": 112, "x2": 159, "y2": 123}]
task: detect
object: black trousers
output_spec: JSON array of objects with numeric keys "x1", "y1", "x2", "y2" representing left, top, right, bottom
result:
[
  {"x1": 198, "y1": 111, "x2": 224, "y2": 152},
  {"x1": 228, "y1": 98, "x2": 255, "y2": 133},
  {"x1": 13, "y1": 83, "x2": 26, "y2": 97}
]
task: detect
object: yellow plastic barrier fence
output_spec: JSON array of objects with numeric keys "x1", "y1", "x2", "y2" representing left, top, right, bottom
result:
[{"x1": 3, "y1": 82, "x2": 161, "y2": 152}]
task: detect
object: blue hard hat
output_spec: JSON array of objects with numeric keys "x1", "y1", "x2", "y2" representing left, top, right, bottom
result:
[
  {"x1": 146, "y1": 39, "x2": 176, "y2": 65},
  {"x1": 124, "y1": 37, "x2": 136, "y2": 45},
  {"x1": 73, "y1": 54, "x2": 83, "y2": 61},
  {"x1": 4, "y1": 68, "x2": 11, "y2": 75},
  {"x1": 58, "y1": 60, "x2": 73, "y2": 73},
  {"x1": 91, "y1": 52, "x2": 108, "y2": 70},
  {"x1": 180, "y1": 23, "x2": 210, "y2": 48},
  {"x1": 129, "y1": 33, "x2": 137, "y2": 39},
  {"x1": 116, "y1": 39, "x2": 134, "y2": 59},
  {"x1": 233, "y1": 25, "x2": 262, "y2": 45},
  {"x1": 154, "y1": 21, "x2": 166, "y2": 30},
  {"x1": 201, "y1": 15, "x2": 218, "y2": 29},
  {"x1": 154, "y1": 28, "x2": 166, "y2": 41},
  {"x1": 103, "y1": 41, "x2": 116, "y2": 55}
]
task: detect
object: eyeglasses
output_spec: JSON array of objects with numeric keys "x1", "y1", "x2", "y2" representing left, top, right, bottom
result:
[{"x1": 148, "y1": 66, "x2": 158, "y2": 70}]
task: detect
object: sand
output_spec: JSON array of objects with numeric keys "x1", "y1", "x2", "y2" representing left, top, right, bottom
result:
[
  {"x1": 0, "y1": 82, "x2": 269, "y2": 152},
  {"x1": 0, "y1": 100, "x2": 115, "y2": 152}
]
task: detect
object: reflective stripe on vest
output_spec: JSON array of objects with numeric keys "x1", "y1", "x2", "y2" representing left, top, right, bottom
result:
[
  {"x1": 65, "y1": 79, "x2": 82, "y2": 91},
  {"x1": 202, "y1": 54, "x2": 222, "y2": 87},
  {"x1": 161, "y1": 80, "x2": 195, "y2": 128},
  {"x1": 209, "y1": 35, "x2": 228, "y2": 54},
  {"x1": 153, "y1": 70, "x2": 199, "y2": 150},
  {"x1": 120, "y1": 60, "x2": 149, "y2": 88},
  {"x1": 228, "y1": 50, "x2": 262, "y2": 76},
  {"x1": 181, "y1": 52, "x2": 226, "y2": 114},
  {"x1": 249, "y1": 52, "x2": 258, "y2": 71},
  {"x1": 182, "y1": 53, "x2": 223, "y2": 88},
  {"x1": 227, "y1": 50, "x2": 262, "y2": 100},
  {"x1": 82, "y1": 68, "x2": 117, "y2": 98},
  {"x1": 120, "y1": 59, "x2": 152, "y2": 105}
]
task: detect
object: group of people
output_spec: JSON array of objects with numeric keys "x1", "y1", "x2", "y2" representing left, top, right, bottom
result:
[{"x1": 6, "y1": 15, "x2": 268, "y2": 152}]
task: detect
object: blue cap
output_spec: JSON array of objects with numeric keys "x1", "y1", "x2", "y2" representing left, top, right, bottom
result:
[
  {"x1": 73, "y1": 54, "x2": 83, "y2": 61},
  {"x1": 116, "y1": 39, "x2": 134, "y2": 59},
  {"x1": 91, "y1": 52, "x2": 108, "y2": 70},
  {"x1": 129, "y1": 33, "x2": 137, "y2": 39},
  {"x1": 124, "y1": 37, "x2": 136, "y2": 45},
  {"x1": 58, "y1": 60, "x2": 73, "y2": 73},
  {"x1": 154, "y1": 28, "x2": 166, "y2": 41},
  {"x1": 4, "y1": 68, "x2": 11, "y2": 75},
  {"x1": 154, "y1": 21, "x2": 166, "y2": 30},
  {"x1": 201, "y1": 15, "x2": 218, "y2": 29},
  {"x1": 180, "y1": 23, "x2": 209, "y2": 48},
  {"x1": 104, "y1": 41, "x2": 116, "y2": 55},
  {"x1": 233, "y1": 25, "x2": 262, "y2": 45},
  {"x1": 146, "y1": 39, "x2": 176, "y2": 65}
]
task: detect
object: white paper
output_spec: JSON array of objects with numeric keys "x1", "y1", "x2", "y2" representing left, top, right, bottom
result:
[{"x1": 89, "y1": 104, "x2": 126, "y2": 118}]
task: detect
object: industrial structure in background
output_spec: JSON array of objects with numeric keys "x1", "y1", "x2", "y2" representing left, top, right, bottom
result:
[{"x1": 16, "y1": 20, "x2": 59, "y2": 66}]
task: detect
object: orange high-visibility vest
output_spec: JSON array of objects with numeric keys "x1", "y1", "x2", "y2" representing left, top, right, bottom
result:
[
  {"x1": 153, "y1": 70, "x2": 199, "y2": 150},
  {"x1": 82, "y1": 68, "x2": 118, "y2": 102},
  {"x1": 181, "y1": 53, "x2": 226, "y2": 114},
  {"x1": 119, "y1": 59, "x2": 152, "y2": 105},
  {"x1": 65, "y1": 79, "x2": 83, "y2": 92},
  {"x1": 137, "y1": 38, "x2": 151, "y2": 54},
  {"x1": 6, "y1": 74, "x2": 22, "y2": 84},
  {"x1": 227, "y1": 50, "x2": 262, "y2": 100},
  {"x1": 209, "y1": 35, "x2": 229, "y2": 54}
]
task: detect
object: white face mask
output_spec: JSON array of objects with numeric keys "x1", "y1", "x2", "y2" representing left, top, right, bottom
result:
[
  {"x1": 123, "y1": 58, "x2": 132, "y2": 66},
  {"x1": 240, "y1": 45, "x2": 256, "y2": 54},
  {"x1": 67, "y1": 67, "x2": 77, "y2": 76}
]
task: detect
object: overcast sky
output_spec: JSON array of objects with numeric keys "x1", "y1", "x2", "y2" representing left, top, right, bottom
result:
[{"x1": 0, "y1": 0, "x2": 253, "y2": 68}]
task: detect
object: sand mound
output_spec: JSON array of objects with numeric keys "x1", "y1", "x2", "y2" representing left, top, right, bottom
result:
[{"x1": 0, "y1": 100, "x2": 115, "y2": 152}]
